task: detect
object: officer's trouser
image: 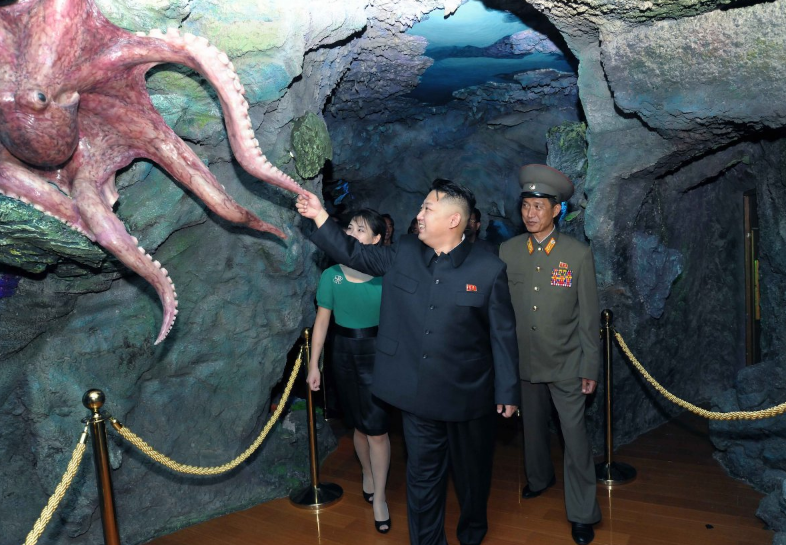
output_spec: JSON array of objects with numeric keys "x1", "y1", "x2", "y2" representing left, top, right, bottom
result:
[{"x1": 520, "y1": 378, "x2": 601, "y2": 524}]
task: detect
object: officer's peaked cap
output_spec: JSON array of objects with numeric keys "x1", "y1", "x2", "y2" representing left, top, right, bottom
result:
[{"x1": 519, "y1": 164, "x2": 574, "y2": 202}]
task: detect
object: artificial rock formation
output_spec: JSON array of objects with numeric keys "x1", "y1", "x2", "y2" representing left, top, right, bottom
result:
[
  {"x1": 3, "y1": 0, "x2": 786, "y2": 543},
  {"x1": 323, "y1": 0, "x2": 786, "y2": 541},
  {"x1": 1, "y1": 0, "x2": 364, "y2": 543}
]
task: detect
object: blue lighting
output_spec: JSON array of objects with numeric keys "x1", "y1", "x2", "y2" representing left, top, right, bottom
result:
[
  {"x1": 0, "y1": 273, "x2": 20, "y2": 298},
  {"x1": 405, "y1": 0, "x2": 573, "y2": 104}
]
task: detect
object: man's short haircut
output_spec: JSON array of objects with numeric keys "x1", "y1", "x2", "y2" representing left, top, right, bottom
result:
[
  {"x1": 431, "y1": 179, "x2": 476, "y2": 223},
  {"x1": 471, "y1": 207, "x2": 481, "y2": 223}
]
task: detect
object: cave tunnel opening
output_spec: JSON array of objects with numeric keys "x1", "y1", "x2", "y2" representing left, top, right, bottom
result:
[
  {"x1": 744, "y1": 188, "x2": 761, "y2": 366},
  {"x1": 321, "y1": 0, "x2": 582, "y2": 240},
  {"x1": 314, "y1": 3, "x2": 786, "y2": 526}
]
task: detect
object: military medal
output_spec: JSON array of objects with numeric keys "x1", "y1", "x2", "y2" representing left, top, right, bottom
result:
[{"x1": 551, "y1": 263, "x2": 573, "y2": 287}]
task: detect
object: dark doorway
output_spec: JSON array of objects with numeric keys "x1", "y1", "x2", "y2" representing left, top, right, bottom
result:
[{"x1": 743, "y1": 189, "x2": 761, "y2": 365}]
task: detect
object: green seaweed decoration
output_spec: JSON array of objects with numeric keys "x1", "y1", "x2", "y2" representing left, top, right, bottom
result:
[{"x1": 290, "y1": 112, "x2": 333, "y2": 179}]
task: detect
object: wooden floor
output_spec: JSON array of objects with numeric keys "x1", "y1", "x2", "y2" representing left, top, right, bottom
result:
[{"x1": 148, "y1": 413, "x2": 772, "y2": 545}]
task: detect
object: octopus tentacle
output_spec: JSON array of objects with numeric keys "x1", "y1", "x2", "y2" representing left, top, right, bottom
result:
[
  {"x1": 147, "y1": 28, "x2": 304, "y2": 195},
  {"x1": 0, "y1": 148, "x2": 92, "y2": 238},
  {"x1": 71, "y1": 171, "x2": 178, "y2": 345},
  {"x1": 88, "y1": 29, "x2": 306, "y2": 195},
  {"x1": 78, "y1": 92, "x2": 287, "y2": 238},
  {"x1": 148, "y1": 135, "x2": 288, "y2": 238}
]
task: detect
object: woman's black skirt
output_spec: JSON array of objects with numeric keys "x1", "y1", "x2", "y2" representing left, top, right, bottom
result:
[{"x1": 331, "y1": 327, "x2": 389, "y2": 436}]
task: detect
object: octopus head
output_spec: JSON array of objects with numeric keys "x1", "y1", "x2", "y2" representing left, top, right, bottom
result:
[{"x1": 0, "y1": 86, "x2": 80, "y2": 167}]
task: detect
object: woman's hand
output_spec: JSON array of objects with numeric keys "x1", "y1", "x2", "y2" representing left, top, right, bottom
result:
[{"x1": 307, "y1": 367, "x2": 322, "y2": 391}]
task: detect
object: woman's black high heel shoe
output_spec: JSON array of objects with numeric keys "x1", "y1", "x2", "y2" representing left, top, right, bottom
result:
[
  {"x1": 374, "y1": 502, "x2": 391, "y2": 534},
  {"x1": 362, "y1": 472, "x2": 373, "y2": 503},
  {"x1": 374, "y1": 516, "x2": 391, "y2": 534}
]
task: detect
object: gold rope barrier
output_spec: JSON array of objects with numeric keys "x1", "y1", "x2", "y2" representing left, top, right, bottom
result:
[
  {"x1": 23, "y1": 425, "x2": 89, "y2": 545},
  {"x1": 615, "y1": 331, "x2": 786, "y2": 421},
  {"x1": 112, "y1": 345, "x2": 304, "y2": 475}
]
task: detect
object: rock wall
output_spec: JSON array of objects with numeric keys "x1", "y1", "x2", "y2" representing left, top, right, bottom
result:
[
  {"x1": 327, "y1": 69, "x2": 582, "y2": 237},
  {"x1": 0, "y1": 1, "x2": 367, "y2": 544},
  {"x1": 323, "y1": 0, "x2": 786, "y2": 540}
]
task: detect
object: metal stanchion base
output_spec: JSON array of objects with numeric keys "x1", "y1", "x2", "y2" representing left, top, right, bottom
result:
[
  {"x1": 289, "y1": 483, "x2": 343, "y2": 510},
  {"x1": 595, "y1": 462, "x2": 637, "y2": 486}
]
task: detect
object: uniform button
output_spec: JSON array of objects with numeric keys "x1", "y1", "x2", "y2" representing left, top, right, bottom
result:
[
  {"x1": 536, "y1": 266, "x2": 541, "y2": 271},
  {"x1": 531, "y1": 326, "x2": 537, "y2": 331},
  {"x1": 532, "y1": 305, "x2": 538, "y2": 311},
  {"x1": 435, "y1": 279, "x2": 440, "y2": 284},
  {"x1": 425, "y1": 330, "x2": 431, "y2": 335},
  {"x1": 534, "y1": 286, "x2": 539, "y2": 291},
  {"x1": 537, "y1": 247, "x2": 542, "y2": 252},
  {"x1": 429, "y1": 305, "x2": 435, "y2": 310},
  {"x1": 422, "y1": 354, "x2": 428, "y2": 359}
]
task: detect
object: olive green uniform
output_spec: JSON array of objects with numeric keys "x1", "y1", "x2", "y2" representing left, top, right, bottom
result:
[{"x1": 500, "y1": 230, "x2": 602, "y2": 525}]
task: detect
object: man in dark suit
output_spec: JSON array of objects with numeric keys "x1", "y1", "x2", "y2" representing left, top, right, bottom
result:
[
  {"x1": 466, "y1": 207, "x2": 497, "y2": 255},
  {"x1": 499, "y1": 164, "x2": 601, "y2": 545},
  {"x1": 297, "y1": 179, "x2": 520, "y2": 545}
]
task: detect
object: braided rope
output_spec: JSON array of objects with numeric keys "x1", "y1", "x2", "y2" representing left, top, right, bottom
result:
[
  {"x1": 615, "y1": 331, "x2": 786, "y2": 421},
  {"x1": 114, "y1": 348, "x2": 303, "y2": 475},
  {"x1": 24, "y1": 426, "x2": 88, "y2": 545}
]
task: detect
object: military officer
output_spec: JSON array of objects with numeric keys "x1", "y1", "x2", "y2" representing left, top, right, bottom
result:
[
  {"x1": 499, "y1": 164, "x2": 602, "y2": 545},
  {"x1": 297, "y1": 179, "x2": 520, "y2": 545}
]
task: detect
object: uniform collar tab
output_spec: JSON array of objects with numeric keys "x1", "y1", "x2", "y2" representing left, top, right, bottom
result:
[{"x1": 527, "y1": 231, "x2": 560, "y2": 255}]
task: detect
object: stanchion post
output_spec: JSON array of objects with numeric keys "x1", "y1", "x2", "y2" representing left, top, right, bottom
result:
[
  {"x1": 595, "y1": 310, "x2": 637, "y2": 486},
  {"x1": 83, "y1": 389, "x2": 122, "y2": 545},
  {"x1": 290, "y1": 328, "x2": 343, "y2": 509}
]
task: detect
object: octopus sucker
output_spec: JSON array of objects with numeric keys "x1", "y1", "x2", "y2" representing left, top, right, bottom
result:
[{"x1": 0, "y1": 0, "x2": 306, "y2": 344}]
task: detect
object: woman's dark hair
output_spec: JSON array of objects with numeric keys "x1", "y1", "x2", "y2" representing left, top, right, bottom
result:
[{"x1": 347, "y1": 208, "x2": 387, "y2": 246}]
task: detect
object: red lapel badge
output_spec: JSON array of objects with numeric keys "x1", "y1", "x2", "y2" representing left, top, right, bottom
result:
[{"x1": 466, "y1": 284, "x2": 477, "y2": 292}]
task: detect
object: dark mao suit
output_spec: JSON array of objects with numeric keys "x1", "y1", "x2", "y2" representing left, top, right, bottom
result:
[{"x1": 311, "y1": 220, "x2": 520, "y2": 545}]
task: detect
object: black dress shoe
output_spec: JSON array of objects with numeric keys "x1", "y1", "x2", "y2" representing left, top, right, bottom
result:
[
  {"x1": 571, "y1": 522, "x2": 595, "y2": 544},
  {"x1": 521, "y1": 475, "x2": 556, "y2": 499}
]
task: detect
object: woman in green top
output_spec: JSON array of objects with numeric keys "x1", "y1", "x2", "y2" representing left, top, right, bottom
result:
[{"x1": 307, "y1": 209, "x2": 391, "y2": 533}]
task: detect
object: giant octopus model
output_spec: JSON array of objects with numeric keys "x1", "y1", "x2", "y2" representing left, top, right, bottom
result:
[{"x1": 0, "y1": 0, "x2": 306, "y2": 344}]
